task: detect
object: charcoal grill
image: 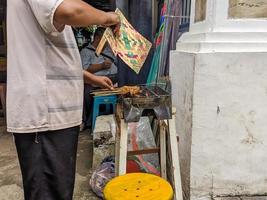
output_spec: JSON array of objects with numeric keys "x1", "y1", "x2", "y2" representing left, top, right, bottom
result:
[
  {"x1": 114, "y1": 82, "x2": 182, "y2": 196},
  {"x1": 119, "y1": 83, "x2": 172, "y2": 122}
]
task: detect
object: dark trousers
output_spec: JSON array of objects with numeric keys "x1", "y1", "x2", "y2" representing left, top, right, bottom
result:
[
  {"x1": 83, "y1": 84, "x2": 93, "y2": 128},
  {"x1": 13, "y1": 126, "x2": 80, "y2": 200}
]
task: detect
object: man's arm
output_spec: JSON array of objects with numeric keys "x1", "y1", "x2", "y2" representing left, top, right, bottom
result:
[
  {"x1": 54, "y1": 0, "x2": 120, "y2": 29},
  {"x1": 83, "y1": 71, "x2": 113, "y2": 90},
  {"x1": 86, "y1": 63, "x2": 104, "y2": 74},
  {"x1": 87, "y1": 60, "x2": 112, "y2": 73}
]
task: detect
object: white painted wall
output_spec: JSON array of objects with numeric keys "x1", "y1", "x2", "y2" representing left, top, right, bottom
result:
[
  {"x1": 171, "y1": 51, "x2": 267, "y2": 199},
  {"x1": 190, "y1": 0, "x2": 267, "y2": 33},
  {"x1": 170, "y1": 52, "x2": 195, "y2": 199},
  {"x1": 177, "y1": 0, "x2": 267, "y2": 53},
  {"x1": 171, "y1": 1, "x2": 267, "y2": 199}
]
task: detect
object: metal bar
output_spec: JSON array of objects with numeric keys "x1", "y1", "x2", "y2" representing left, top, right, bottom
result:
[
  {"x1": 182, "y1": 0, "x2": 186, "y2": 24},
  {"x1": 186, "y1": 0, "x2": 191, "y2": 23},
  {"x1": 144, "y1": 86, "x2": 160, "y2": 98},
  {"x1": 152, "y1": 0, "x2": 158, "y2": 37},
  {"x1": 180, "y1": 0, "x2": 191, "y2": 25},
  {"x1": 128, "y1": 148, "x2": 160, "y2": 156},
  {"x1": 164, "y1": 15, "x2": 190, "y2": 18}
]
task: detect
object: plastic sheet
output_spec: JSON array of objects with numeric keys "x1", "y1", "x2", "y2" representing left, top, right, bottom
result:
[
  {"x1": 89, "y1": 156, "x2": 115, "y2": 198},
  {"x1": 128, "y1": 117, "x2": 160, "y2": 175}
]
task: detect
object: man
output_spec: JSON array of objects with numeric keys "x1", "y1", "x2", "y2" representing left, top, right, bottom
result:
[
  {"x1": 81, "y1": 27, "x2": 118, "y2": 82},
  {"x1": 7, "y1": 0, "x2": 120, "y2": 199},
  {"x1": 80, "y1": 27, "x2": 118, "y2": 128}
]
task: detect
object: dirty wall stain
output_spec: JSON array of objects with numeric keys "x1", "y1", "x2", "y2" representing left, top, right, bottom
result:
[
  {"x1": 229, "y1": 0, "x2": 267, "y2": 18},
  {"x1": 195, "y1": 0, "x2": 207, "y2": 22}
]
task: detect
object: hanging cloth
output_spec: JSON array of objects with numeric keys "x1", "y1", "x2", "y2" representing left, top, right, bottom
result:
[
  {"x1": 146, "y1": 22, "x2": 165, "y2": 84},
  {"x1": 146, "y1": 2, "x2": 167, "y2": 84}
]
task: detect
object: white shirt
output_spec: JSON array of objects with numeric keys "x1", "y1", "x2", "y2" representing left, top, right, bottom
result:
[{"x1": 7, "y1": 0, "x2": 83, "y2": 133}]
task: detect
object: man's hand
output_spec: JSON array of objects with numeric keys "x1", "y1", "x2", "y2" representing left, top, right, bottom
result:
[
  {"x1": 104, "y1": 12, "x2": 121, "y2": 28},
  {"x1": 105, "y1": 12, "x2": 121, "y2": 37},
  {"x1": 84, "y1": 69, "x2": 113, "y2": 90},
  {"x1": 102, "y1": 60, "x2": 112, "y2": 70},
  {"x1": 93, "y1": 76, "x2": 114, "y2": 90}
]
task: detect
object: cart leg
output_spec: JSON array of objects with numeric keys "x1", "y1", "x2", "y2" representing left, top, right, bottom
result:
[
  {"x1": 168, "y1": 117, "x2": 183, "y2": 200},
  {"x1": 118, "y1": 119, "x2": 128, "y2": 175},
  {"x1": 115, "y1": 125, "x2": 121, "y2": 176},
  {"x1": 160, "y1": 121, "x2": 167, "y2": 179}
]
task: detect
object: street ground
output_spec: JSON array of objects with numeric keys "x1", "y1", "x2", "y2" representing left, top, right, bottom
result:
[
  {"x1": 0, "y1": 121, "x2": 99, "y2": 200},
  {"x1": 0, "y1": 118, "x2": 267, "y2": 200}
]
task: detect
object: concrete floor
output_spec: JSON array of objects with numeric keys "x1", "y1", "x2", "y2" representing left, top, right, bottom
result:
[
  {"x1": 1, "y1": 120, "x2": 267, "y2": 200},
  {"x1": 0, "y1": 126, "x2": 99, "y2": 200}
]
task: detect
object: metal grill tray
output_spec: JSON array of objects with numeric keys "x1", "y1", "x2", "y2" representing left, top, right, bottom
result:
[{"x1": 119, "y1": 84, "x2": 172, "y2": 122}]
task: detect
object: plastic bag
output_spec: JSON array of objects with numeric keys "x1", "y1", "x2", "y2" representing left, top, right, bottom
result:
[
  {"x1": 89, "y1": 156, "x2": 115, "y2": 198},
  {"x1": 128, "y1": 117, "x2": 160, "y2": 175}
]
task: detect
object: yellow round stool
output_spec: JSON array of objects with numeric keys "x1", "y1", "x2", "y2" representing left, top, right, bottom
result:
[{"x1": 104, "y1": 173, "x2": 173, "y2": 200}]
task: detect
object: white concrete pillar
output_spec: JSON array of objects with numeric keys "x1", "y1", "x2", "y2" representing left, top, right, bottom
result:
[
  {"x1": 170, "y1": 0, "x2": 267, "y2": 199},
  {"x1": 178, "y1": 0, "x2": 267, "y2": 52}
]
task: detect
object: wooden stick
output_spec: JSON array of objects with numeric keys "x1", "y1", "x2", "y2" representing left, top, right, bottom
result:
[
  {"x1": 115, "y1": 122, "x2": 121, "y2": 176},
  {"x1": 91, "y1": 90, "x2": 122, "y2": 96},
  {"x1": 160, "y1": 121, "x2": 167, "y2": 180},
  {"x1": 118, "y1": 119, "x2": 128, "y2": 175},
  {"x1": 90, "y1": 86, "x2": 128, "y2": 96},
  {"x1": 167, "y1": 115, "x2": 183, "y2": 200},
  {"x1": 115, "y1": 104, "x2": 123, "y2": 176},
  {"x1": 95, "y1": 33, "x2": 107, "y2": 56},
  {"x1": 91, "y1": 90, "x2": 121, "y2": 95}
]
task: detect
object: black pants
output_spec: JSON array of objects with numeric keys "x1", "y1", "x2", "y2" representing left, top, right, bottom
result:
[
  {"x1": 13, "y1": 126, "x2": 79, "y2": 200},
  {"x1": 83, "y1": 84, "x2": 93, "y2": 128}
]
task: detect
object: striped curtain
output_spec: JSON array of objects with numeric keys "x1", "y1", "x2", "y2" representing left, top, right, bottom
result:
[
  {"x1": 158, "y1": 0, "x2": 183, "y2": 77},
  {"x1": 83, "y1": 0, "x2": 114, "y2": 11},
  {"x1": 116, "y1": 0, "x2": 154, "y2": 86},
  {"x1": 0, "y1": 0, "x2": 6, "y2": 20},
  {"x1": 147, "y1": 0, "x2": 183, "y2": 83}
]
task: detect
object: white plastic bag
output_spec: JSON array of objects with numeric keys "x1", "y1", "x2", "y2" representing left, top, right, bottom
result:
[
  {"x1": 89, "y1": 156, "x2": 115, "y2": 198},
  {"x1": 128, "y1": 117, "x2": 160, "y2": 175}
]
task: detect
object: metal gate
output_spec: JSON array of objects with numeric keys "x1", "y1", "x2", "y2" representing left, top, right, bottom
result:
[{"x1": 180, "y1": 0, "x2": 191, "y2": 32}]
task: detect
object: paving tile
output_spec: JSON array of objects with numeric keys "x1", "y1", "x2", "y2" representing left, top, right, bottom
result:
[
  {"x1": 215, "y1": 197, "x2": 241, "y2": 200},
  {"x1": 241, "y1": 197, "x2": 267, "y2": 200}
]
